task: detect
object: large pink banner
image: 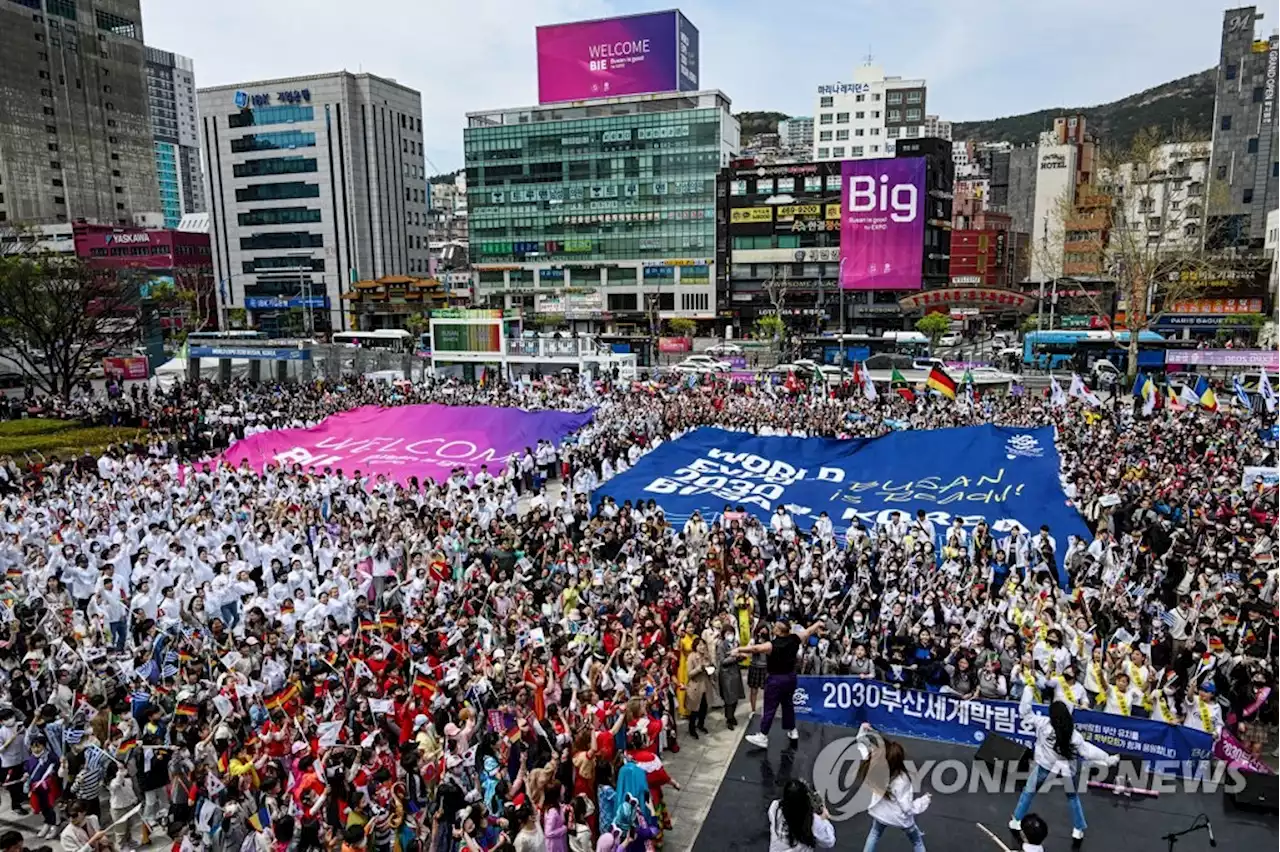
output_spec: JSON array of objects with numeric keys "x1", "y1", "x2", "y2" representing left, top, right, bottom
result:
[{"x1": 209, "y1": 404, "x2": 595, "y2": 484}]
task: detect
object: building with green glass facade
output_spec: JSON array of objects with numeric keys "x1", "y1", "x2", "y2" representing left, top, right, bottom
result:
[{"x1": 465, "y1": 90, "x2": 738, "y2": 330}]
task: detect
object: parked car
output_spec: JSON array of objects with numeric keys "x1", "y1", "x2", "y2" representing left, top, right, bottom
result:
[
  {"x1": 938, "y1": 333, "x2": 962, "y2": 348},
  {"x1": 676, "y1": 355, "x2": 730, "y2": 372},
  {"x1": 705, "y1": 342, "x2": 743, "y2": 356}
]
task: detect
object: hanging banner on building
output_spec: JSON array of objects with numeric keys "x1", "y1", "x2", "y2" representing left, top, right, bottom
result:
[
  {"x1": 102, "y1": 356, "x2": 149, "y2": 381},
  {"x1": 840, "y1": 157, "x2": 926, "y2": 290},
  {"x1": 593, "y1": 425, "x2": 1090, "y2": 585},
  {"x1": 210, "y1": 405, "x2": 595, "y2": 484},
  {"x1": 793, "y1": 677, "x2": 1214, "y2": 778}
]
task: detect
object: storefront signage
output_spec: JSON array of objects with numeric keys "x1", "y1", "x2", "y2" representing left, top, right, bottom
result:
[
  {"x1": 899, "y1": 287, "x2": 1033, "y2": 311},
  {"x1": 950, "y1": 275, "x2": 982, "y2": 285},
  {"x1": 1166, "y1": 349, "x2": 1279, "y2": 369},
  {"x1": 1039, "y1": 153, "x2": 1068, "y2": 169},
  {"x1": 1166, "y1": 297, "x2": 1264, "y2": 315},
  {"x1": 1263, "y1": 45, "x2": 1277, "y2": 127},
  {"x1": 788, "y1": 219, "x2": 840, "y2": 233},
  {"x1": 636, "y1": 125, "x2": 689, "y2": 140},
  {"x1": 730, "y1": 207, "x2": 773, "y2": 223},
  {"x1": 188, "y1": 345, "x2": 311, "y2": 361},
  {"x1": 825, "y1": 204, "x2": 841, "y2": 220},
  {"x1": 601, "y1": 130, "x2": 632, "y2": 142},
  {"x1": 245, "y1": 296, "x2": 329, "y2": 310},
  {"x1": 776, "y1": 204, "x2": 823, "y2": 220},
  {"x1": 1166, "y1": 267, "x2": 1266, "y2": 289}
]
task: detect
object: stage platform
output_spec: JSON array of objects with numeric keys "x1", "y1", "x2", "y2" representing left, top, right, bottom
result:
[{"x1": 692, "y1": 720, "x2": 1277, "y2": 852}]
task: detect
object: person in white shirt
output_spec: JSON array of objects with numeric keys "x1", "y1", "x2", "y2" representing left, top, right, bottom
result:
[
  {"x1": 767, "y1": 778, "x2": 836, "y2": 852},
  {"x1": 1009, "y1": 689, "x2": 1119, "y2": 842},
  {"x1": 1182, "y1": 680, "x2": 1224, "y2": 736},
  {"x1": 851, "y1": 724, "x2": 931, "y2": 851}
]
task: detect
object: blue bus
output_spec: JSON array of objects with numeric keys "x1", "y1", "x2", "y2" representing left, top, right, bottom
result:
[{"x1": 1022, "y1": 330, "x2": 1169, "y2": 372}]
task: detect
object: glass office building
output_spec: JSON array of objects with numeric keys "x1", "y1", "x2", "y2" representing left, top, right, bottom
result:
[{"x1": 465, "y1": 90, "x2": 738, "y2": 327}]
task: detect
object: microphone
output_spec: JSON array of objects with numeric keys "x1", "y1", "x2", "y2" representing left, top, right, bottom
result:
[{"x1": 1206, "y1": 818, "x2": 1216, "y2": 848}]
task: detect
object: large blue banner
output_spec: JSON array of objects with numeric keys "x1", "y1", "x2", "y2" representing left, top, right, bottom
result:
[
  {"x1": 795, "y1": 677, "x2": 1215, "y2": 778},
  {"x1": 594, "y1": 425, "x2": 1090, "y2": 585}
]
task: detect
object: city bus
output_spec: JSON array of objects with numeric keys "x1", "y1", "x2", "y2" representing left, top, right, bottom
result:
[
  {"x1": 331, "y1": 330, "x2": 414, "y2": 353},
  {"x1": 1022, "y1": 330, "x2": 1170, "y2": 372}
]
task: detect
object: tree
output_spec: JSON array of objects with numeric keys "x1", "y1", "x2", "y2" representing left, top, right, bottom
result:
[
  {"x1": 665, "y1": 317, "x2": 696, "y2": 337},
  {"x1": 404, "y1": 312, "x2": 430, "y2": 338},
  {"x1": 0, "y1": 252, "x2": 144, "y2": 399},
  {"x1": 1020, "y1": 314, "x2": 1041, "y2": 335},
  {"x1": 754, "y1": 314, "x2": 785, "y2": 341},
  {"x1": 914, "y1": 313, "x2": 952, "y2": 350},
  {"x1": 761, "y1": 268, "x2": 792, "y2": 320}
]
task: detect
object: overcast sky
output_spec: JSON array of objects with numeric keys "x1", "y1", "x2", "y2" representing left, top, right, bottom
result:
[{"x1": 140, "y1": 0, "x2": 1229, "y2": 173}]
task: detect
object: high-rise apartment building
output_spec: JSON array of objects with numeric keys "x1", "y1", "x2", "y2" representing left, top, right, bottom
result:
[
  {"x1": 812, "y1": 62, "x2": 931, "y2": 162},
  {"x1": 1208, "y1": 5, "x2": 1279, "y2": 247},
  {"x1": 199, "y1": 72, "x2": 427, "y2": 335},
  {"x1": 0, "y1": 0, "x2": 158, "y2": 226},
  {"x1": 777, "y1": 117, "x2": 813, "y2": 151},
  {"x1": 145, "y1": 47, "x2": 203, "y2": 228}
]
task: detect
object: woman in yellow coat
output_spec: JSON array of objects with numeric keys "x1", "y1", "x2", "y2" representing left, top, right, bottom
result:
[{"x1": 676, "y1": 622, "x2": 695, "y2": 716}]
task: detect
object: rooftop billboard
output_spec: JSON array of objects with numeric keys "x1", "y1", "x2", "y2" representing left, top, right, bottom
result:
[
  {"x1": 839, "y1": 157, "x2": 927, "y2": 291},
  {"x1": 536, "y1": 10, "x2": 699, "y2": 104}
]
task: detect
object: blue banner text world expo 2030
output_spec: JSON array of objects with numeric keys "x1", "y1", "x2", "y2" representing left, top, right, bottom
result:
[
  {"x1": 796, "y1": 677, "x2": 1214, "y2": 777},
  {"x1": 593, "y1": 424, "x2": 1089, "y2": 586}
]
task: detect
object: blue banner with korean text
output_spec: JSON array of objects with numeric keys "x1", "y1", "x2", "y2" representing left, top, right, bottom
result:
[
  {"x1": 795, "y1": 677, "x2": 1214, "y2": 778},
  {"x1": 593, "y1": 425, "x2": 1090, "y2": 586}
]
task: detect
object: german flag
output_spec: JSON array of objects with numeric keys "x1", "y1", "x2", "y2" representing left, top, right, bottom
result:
[
  {"x1": 243, "y1": 732, "x2": 260, "y2": 751},
  {"x1": 380, "y1": 611, "x2": 398, "y2": 630},
  {"x1": 177, "y1": 650, "x2": 196, "y2": 664},
  {"x1": 217, "y1": 750, "x2": 229, "y2": 773},
  {"x1": 117, "y1": 738, "x2": 138, "y2": 758},
  {"x1": 174, "y1": 702, "x2": 199, "y2": 718},
  {"x1": 322, "y1": 650, "x2": 339, "y2": 669},
  {"x1": 359, "y1": 619, "x2": 378, "y2": 633},
  {"x1": 504, "y1": 725, "x2": 522, "y2": 744},
  {"x1": 1221, "y1": 612, "x2": 1239, "y2": 628},
  {"x1": 413, "y1": 674, "x2": 436, "y2": 700},
  {"x1": 1208, "y1": 636, "x2": 1225, "y2": 654},
  {"x1": 265, "y1": 683, "x2": 300, "y2": 711},
  {"x1": 926, "y1": 365, "x2": 957, "y2": 400}
]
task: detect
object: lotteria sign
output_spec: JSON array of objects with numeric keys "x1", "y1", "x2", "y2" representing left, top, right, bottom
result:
[
  {"x1": 839, "y1": 157, "x2": 926, "y2": 290},
  {"x1": 536, "y1": 10, "x2": 699, "y2": 103}
]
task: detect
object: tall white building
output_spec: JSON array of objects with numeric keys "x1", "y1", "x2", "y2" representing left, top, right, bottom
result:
[
  {"x1": 199, "y1": 72, "x2": 427, "y2": 335},
  {"x1": 145, "y1": 47, "x2": 204, "y2": 228},
  {"x1": 923, "y1": 115, "x2": 952, "y2": 141},
  {"x1": 777, "y1": 117, "x2": 814, "y2": 150},
  {"x1": 1029, "y1": 137, "x2": 1078, "y2": 282},
  {"x1": 812, "y1": 62, "x2": 930, "y2": 161}
]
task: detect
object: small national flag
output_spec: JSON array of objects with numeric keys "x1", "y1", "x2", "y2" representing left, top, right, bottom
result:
[
  {"x1": 247, "y1": 805, "x2": 272, "y2": 832},
  {"x1": 890, "y1": 368, "x2": 915, "y2": 402},
  {"x1": 380, "y1": 611, "x2": 398, "y2": 630},
  {"x1": 413, "y1": 674, "x2": 437, "y2": 699},
  {"x1": 217, "y1": 750, "x2": 229, "y2": 774},
  {"x1": 1159, "y1": 610, "x2": 1177, "y2": 628},
  {"x1": 1233, "y1": 375, "x2": 1254, "y2": 412},
  {"x1": 1207, "y1": 636, "x2": 1225, "y2": 654},
  {"x1": 5, "y1": 566, "x2": 21, "y2": 580},
  {"x1": 1194, "y1": 377, "x2": 1219, "y2": 412},
  {"x1": 117, "y1": 738, "x2": 138, "y2": 758},
  {"x1": 504, "y1": 725, "x2": 522, "y2": 744},
  {"x1": 926, "y1": 365, "x2": 958, "y2": 400},
  {"x1": 174, "y1": 702, "x2": 198, "y2": 718},
  {"x1": 359, "y1": 619, "x2": 378, "y2": 633},
  {"x1": 177, "y1": 650, "x2": 196, "y2": 664},
  {"x1": 1221, "y1": 612, "x2": 1239, "y2": 627}
]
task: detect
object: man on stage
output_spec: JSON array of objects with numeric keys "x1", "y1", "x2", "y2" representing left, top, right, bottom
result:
[{"x1": 731, "y1": 618, "x2": 824, "y2": 747}]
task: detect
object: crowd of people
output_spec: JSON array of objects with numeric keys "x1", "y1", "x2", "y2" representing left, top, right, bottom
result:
[{"x1": 0, "y1": 368, "x2": 1272, "y2": 852}]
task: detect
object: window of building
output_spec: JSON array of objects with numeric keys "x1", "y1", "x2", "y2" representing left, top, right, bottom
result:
[
  {"x1": 904, "y1": 126, "x2": 920, "y2": 138},
  {"x1": 235, "y1": 182, "x2": 321, "y2": 202},
  {"x1": 49, "y1": 160, "x2": 60, "y2": 169},
  {"x1": 1220, "y1": 115, "x2": 1232, "y2": 131},
  {"x1": 886, "y1": 126, "x2": 900, "y2": 138},
  {"x1": 870, "y1": 127, "x2": 880, "y2": 136},
  {"x1": 729, "y1": 179, "x2": 747, "y2": 196},
  {"x1": 94, "y1": 9, "x2": 138, "y2": 39},
  {"x1": 1225, "y1": 63, "x2": 1238, "y2": 80},
  {"x1": 819, "y1": 113, "x2": 833, "y2": 125},
  {"x1": 804, "y1": 176, "x2": 821, "y2": 192},
  {"x1": 1215, "y1": 164, "x2": 1228, "y2": 179},
  {"x1": 871, "y1": 145, "x2": 879, "y2": 153},
  {"x1": 1254, "y1": 86, "x2": 1266, "y2": 103},
  {"x1": 836, "y1": 112, "x2": 849, "y2": 123},
  {"x1": 38, "y1": 70, "x2": 50, "y2": 79},
  {"x1": 45, "y1": 125, "x2": 57, "y2": 134},
  {"x1": 228, "y1": 105, "x2": 315, "y2": 128},
  {"x1": 872, "y1": 110, "x2": 880, "y2": 118},
  {"x1": 53, "y1": 196, "x2": 65, "y2": 204},
  {"x1": 872, "y1": 93, "x2": 881, "y2": 101},
  {"x1": 855, "y1": 94, "x2": 865, "y2": 102},
  {"x1": 852, "y1": 146, "x2": 864, "y2": 157},
  {"x1": 887, "y1": 92, "x2": 902, "y2": 105},
  {"x1": 853, "y1": 111, "x2": 864, "y2": 120},
  {"x1": 756, "y1": 178, "x2": 775, "y2": 194},
  {"x1": 832, "y1": 146, "x2": 845, "y2": 158},
  {"x1": 906, "y1": 91, "x2": 922, "y2": 103},
  {"x1": 1243, "y1": 188, "x2": 1254, "y2": 204},
  {"x1": 1248, "y1": 137, "x2": 1259, "y2": 153},
  {"x1": 231, "y1": 131, "x2": 316, "y2": 152},
  {"x1": 233, "y1": 156, "x2": 318, "y2": 178},
  {"x1": 854, "y1": 128, "x2": 865, "y2": 137},
  {"x1": 888, "y1": 109, "x2": 900, "y2": 122},
  {"x1": 240, "y1": 232, "x2": 323, "y2": 251},
  {"x1": 819, "y1": 96, "x2": 833, "y2": 108},
  {"x1": 819, "y1": 130, "x2": 833, "y2": 141},
  {"x1": 825, "y1": 174, "x2": 841, "y2": 191},
  {"x1": 906, "y1": 108, "x2": 921, "y2": 121},
  {"x1": 777, "y1": 177, "x2": 794, "y2": 193},
  {"x1": 835, "y1": 129, "x2": 849, "y2": 141},
  {"x1": 817, "y1": 147, "x2": 830, "y2": 159}
]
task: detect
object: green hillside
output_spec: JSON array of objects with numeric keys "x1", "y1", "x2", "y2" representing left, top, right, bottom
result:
[{"x1": 735, "y1": 111, "x2": 790, "y2": 138}]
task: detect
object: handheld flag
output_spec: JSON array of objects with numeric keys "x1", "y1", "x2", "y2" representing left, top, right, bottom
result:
[
  {"x1": 1069, "y1": 373, "x2": 1100, "y2": 407},
  {"x1": 1232, "y1": 375, "x2": 1253, "y2": 412},
  {"x1": 1193, "y1": 376, "x2": 1219, "y2": 412},
  {"x1": 890, "y1": 368, "x2": 915, "y2": 402},
  {"x1": 859, "y1": 363, "x2": 878, "y2": 401},
  {"x1": 1259, "y1": 367, "x2": 1277, "y2": 413},
  {"x1": 248, "y1": 806, "x2": 272, "y2": 832},
  {"x1": 926, "y1": 364, "x2": 957, "y2": 399},
  {"x1": 1049, "y1": 375, "x2": 1067, "y2": 408}
]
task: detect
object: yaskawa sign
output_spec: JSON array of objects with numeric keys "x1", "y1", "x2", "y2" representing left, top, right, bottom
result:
[{"x1": 104, "y1": 233, "x2": 150, "y2": 245}]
